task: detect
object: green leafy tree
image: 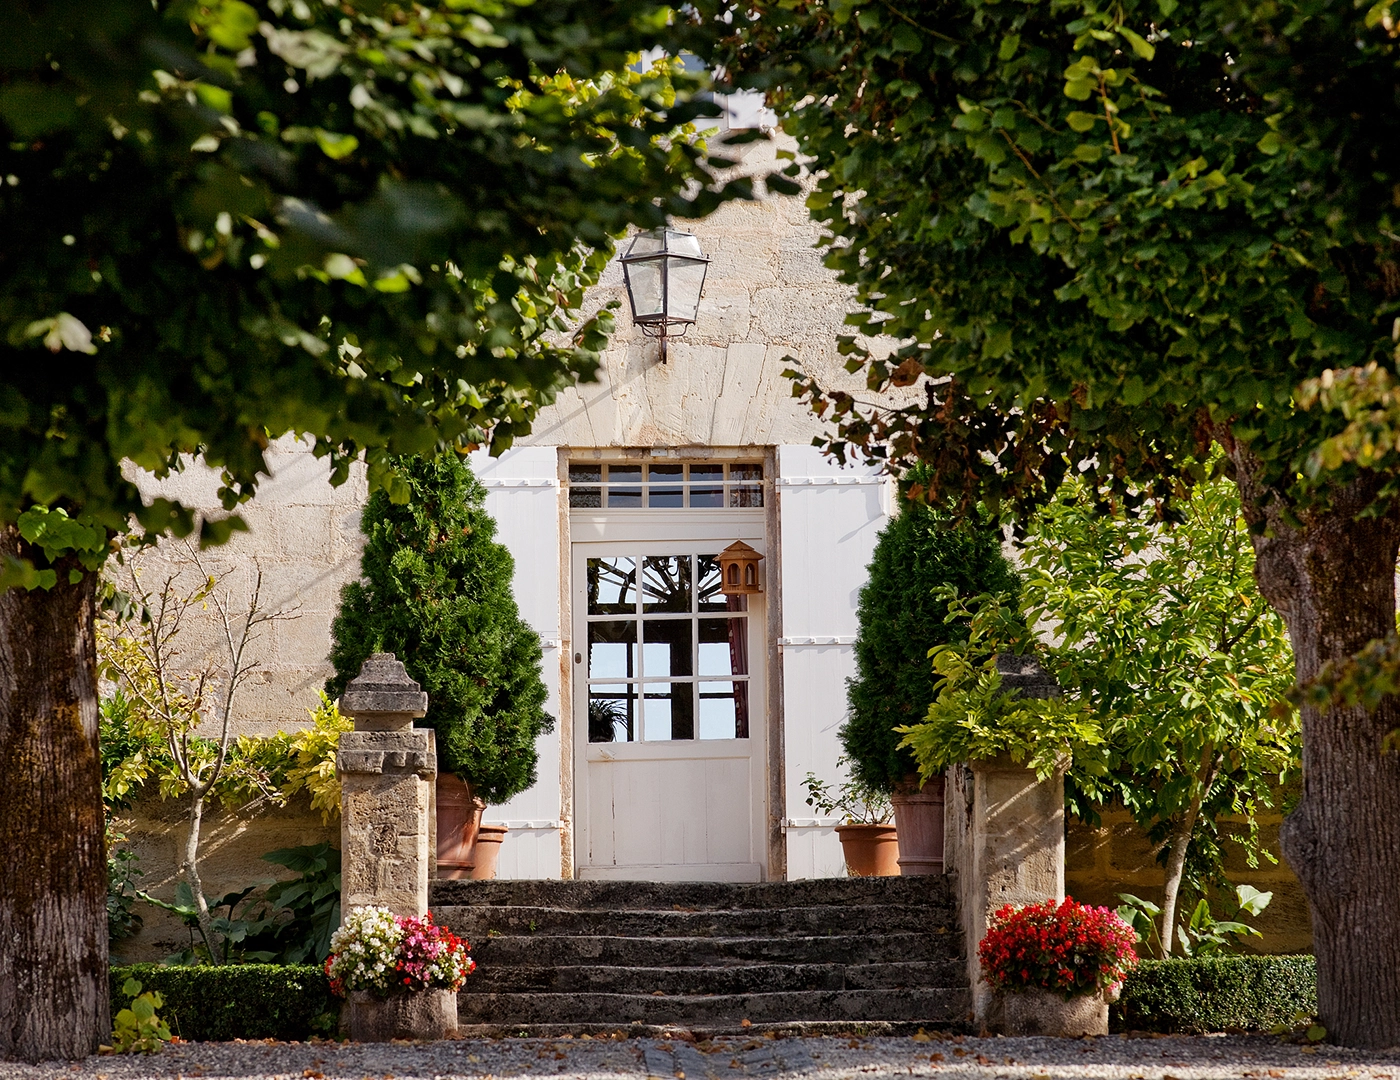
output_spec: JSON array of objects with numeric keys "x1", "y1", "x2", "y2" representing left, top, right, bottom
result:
[
  {"x1": 1020, "y1": 473, "x2": 1299, "y2": 956},
  {"x1": 722, "y1": 0, "x2": 1400, "y2": 1044},
  {"x1": 0, "y1": 0, "x2": 770, "y2": 1058},
  {"x1": 327, "y1": 453, "x2": 551, "y2": 805},
  {"x1": 842, "y1": 504, "x2": 1020, "y2": 793}
]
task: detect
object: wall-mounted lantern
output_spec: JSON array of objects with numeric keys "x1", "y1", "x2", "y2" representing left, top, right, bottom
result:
[
  {"x1": 620, "y1": 227, "x2": 710, "y2": 363},
  {"x1": 718, "y1": 540, "x2": 763, "y2": 595}
]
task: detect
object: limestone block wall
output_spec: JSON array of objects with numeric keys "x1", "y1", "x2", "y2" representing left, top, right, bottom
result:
[
  {"x1": 126, "y1": 441, "x2": 370, "y2": 737},
  {"x1": 1065, "y1": 807, "x2": 1313, "y2": 955},
  {"x1": 524, "y1": 135, "x2": 882, "y2": 451},
  {"x1": 110, "y1": 792, "x2": 336, "y2": 963}
]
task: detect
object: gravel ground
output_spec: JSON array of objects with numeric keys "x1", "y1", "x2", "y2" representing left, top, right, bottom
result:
[{"x1": 4, "y1": 1032, "x2": 1400, "y2": 1080}]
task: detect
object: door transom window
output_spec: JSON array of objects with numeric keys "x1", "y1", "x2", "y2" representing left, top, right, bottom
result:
[{"x1": 569, "y1": 463, "x2": 763, "y2": 509}]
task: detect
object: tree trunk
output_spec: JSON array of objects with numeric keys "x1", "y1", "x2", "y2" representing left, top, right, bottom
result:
[
  {"x1": 0, "y1": 526, "x2": 108, "y2": 1061},
  {"x1": 1158, "y1": 818, "x2": 1195, "y2": 959},
  {"x1": 1232, "y1": 455, "x2": 1400, "y2": 1049},
  {"x1": 181, "y1": 791, "x2": 221, "y2": 963},
  {"x1": 1159, "y1": 748, "x2": 1220, "y2": 959}
]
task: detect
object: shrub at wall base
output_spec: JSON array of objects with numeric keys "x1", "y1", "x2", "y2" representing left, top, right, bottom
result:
[
  {"x1": 1113, "y1": 956, "x2": 1318, "y2": 1035},
  {"x1": 108, "y1": 966, "x2": 338, "y2": 1042},
  {"x1": 327, "y1": 454, "x2": 554, "y2": 876}
]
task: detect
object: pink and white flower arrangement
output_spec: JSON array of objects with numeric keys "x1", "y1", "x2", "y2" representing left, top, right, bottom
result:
[{"x1": 326, "y1": 906, "x2": 475, "y2": 997}]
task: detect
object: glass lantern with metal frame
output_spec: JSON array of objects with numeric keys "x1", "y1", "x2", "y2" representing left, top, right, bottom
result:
[{"x1": 619, "y1": 227, "x2": 710, "y2": 362}]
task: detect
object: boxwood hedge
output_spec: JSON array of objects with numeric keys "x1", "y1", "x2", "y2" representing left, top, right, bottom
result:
[
  {"x1": 111, "y1": 964, "x2": 340, "y2": 1042},
  {"x1": 1113, "y1": 955, "x2": 1317, "y2": 1034}
]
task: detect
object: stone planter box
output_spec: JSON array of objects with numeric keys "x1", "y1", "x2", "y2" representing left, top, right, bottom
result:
[
  {"x1": 998, "y1": 988, "x2": 1108, "y2": 1036},
  {"x1": 347, "y1": 989, "x2": 458, "y2": 1041}
]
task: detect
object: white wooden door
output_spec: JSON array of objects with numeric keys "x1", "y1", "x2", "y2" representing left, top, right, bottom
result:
[{"x1": 572, "y1": 535, "x2": 766, "y2": 881}]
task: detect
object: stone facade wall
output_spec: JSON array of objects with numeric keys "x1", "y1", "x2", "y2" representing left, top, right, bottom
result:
[
  {"x1": 125, "y1": 444, "x2": 370, "y2": 737},
  {"x1": 1065, "y1": 808, "x2": 1313, "y2": 955},
  {"x1": 111, "y1": 793, "x2": 336, "y2": 963},
  {"x1": 523, "y1": 135, "x2": 883, "y2": 451}
]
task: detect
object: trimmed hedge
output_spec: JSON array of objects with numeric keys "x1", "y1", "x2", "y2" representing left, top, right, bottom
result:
[
  {"x1": 111, "y1": 964, "x2": 339, "y2": 1042},
  {"x1": 1113, "y1": 955, "x2": 1317, "y2": 1034}
]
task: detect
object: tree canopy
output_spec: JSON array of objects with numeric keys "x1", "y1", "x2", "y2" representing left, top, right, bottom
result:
[
  {"x1": 0, "y1": 0, "x2": 772, "y2": 568},
  {"x1": 720, "y1": 0, "x2": 1400, "y2": 1048},
  {"x1": 723, "y1": 0, "x2": 1398, "y2": 516}
]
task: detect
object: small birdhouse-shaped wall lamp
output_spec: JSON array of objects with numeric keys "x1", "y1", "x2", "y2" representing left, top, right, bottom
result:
[{"x1": 718, "y1": 541, "x2": 763, "y2": 595}]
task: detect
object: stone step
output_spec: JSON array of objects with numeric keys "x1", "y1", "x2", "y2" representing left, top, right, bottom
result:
[
  {"x1": 466, "y1": 931, "x2": 961, "y2": 968},
  {"x1": 468, "y1": 959, "x2": 966, "y2": 995},
  {"x1": 455, "y1": 987, "x2": 972, "y2": 1026},
  {"x1": 431, "y1": 875, "x2": 956, "y2": 912},
  {"x1": 438, "y1": 903, "x2": 956, "y2": 940}
]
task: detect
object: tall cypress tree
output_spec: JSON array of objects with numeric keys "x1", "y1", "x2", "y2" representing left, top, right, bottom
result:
[
  {"x1": 842, "y1": 504, "x2": 1020, "y2": 794},
  {"x1": 327, "y1": 454, "x2": 553, "y2": 804}
]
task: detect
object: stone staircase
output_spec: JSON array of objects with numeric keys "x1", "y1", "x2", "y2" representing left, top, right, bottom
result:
[{"x1": 431, "y1": 876, "x2": 970, "y2": 1036}]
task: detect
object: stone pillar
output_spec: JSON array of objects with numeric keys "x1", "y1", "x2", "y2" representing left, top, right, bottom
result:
[
  {"x1": 337, "y1": 653, "x2": 435, "y2": 918},
  {"x1": 946, "y1": 654, "x2": 1066, "y2": 1029}
]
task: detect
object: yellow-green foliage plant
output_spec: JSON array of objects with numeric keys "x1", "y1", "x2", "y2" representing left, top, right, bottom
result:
[{"x1": 104, "y1": 978, "x2": 171, "y2": 1055}]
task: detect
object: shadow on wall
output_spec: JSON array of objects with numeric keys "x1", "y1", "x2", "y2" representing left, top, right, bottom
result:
[
  {"x1": 1066, "y1": 807, "x2": 1313, "y2": 956},
  {"x1": 111, "y1": 790, "x2": 337, "y2": 963}
]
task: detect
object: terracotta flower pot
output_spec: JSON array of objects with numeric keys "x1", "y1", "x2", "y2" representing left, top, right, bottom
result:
[
  {"x1": 998, "y1": 988, "x2": 1109, "y2": 1036},
  {"x1": 469, "y1": 824, "x2": 508, "y2": 880},
  {"x1": 347, "y1": 989, "x2": 458, "y2": 1041},
  {"x1": 436, "y1": 773, "x2": 486, "y2": 879},
  {"x1": 835, "y1": 823, "x2": 900, "y2": 877},
  {"x1": 889, "y1": 772, "x2": 945, "y2": 875}
]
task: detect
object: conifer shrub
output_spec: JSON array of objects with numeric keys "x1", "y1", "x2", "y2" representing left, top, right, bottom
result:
[
  {"x1": 327, "y1": 454, "x2": 553, "y2": 804},
  {"x1": 842, "y1": 502, "x2": 1019, "y2": 793}
]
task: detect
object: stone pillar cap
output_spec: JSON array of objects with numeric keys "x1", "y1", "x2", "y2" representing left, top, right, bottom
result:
[{"x1": 339, "y1": 652, "x2": 428, "y2": 728}]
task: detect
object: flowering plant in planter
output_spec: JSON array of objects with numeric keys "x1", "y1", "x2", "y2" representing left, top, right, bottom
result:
[
  {"x1": 978, "y1": 897, "x2": 1138, "y2": 1000},
  {"x1": 326, "y1": 906, "x2": 475, "y2": 997}
]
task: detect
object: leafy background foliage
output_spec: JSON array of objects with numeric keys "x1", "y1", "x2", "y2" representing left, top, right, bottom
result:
[
  {"x1": 718, "y1": 0, "x2": 1400, "y2": 517},
  {"x1": 326, "y1": 452, "x2": 551, "y2": 803},
  {"x1": 0, "y1": 0, "x2": 775, "y2": 563}
]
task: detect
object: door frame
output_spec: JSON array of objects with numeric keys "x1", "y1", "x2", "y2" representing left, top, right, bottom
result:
[{"x1": 569, "y1": 512, "x2": 768, "y2": 880}]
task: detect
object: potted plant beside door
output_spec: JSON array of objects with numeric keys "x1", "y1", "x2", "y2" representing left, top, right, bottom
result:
[
  {"x1": 327, "y1": 452, "x2": 554, "y2": 880},
  {"x1": 841, "y1": 483, "x2": 1021, "y2": 874},
  {"x1": 802, "y1": 769, "x2": 897, "y2": 877}
]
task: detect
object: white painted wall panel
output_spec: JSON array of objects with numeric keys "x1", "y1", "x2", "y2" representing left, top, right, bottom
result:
[
  {"x1": 776, "y1": 445, "x2": 890, "y2": 879},
  {"x1": 469, "y1": 447, "x2": 563, "y2": 878}
]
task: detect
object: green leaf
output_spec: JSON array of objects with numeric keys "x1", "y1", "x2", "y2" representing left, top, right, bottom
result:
[
  {"x1": 204, "y1": 0, "x2": 260, "y2": 50},
  {"x1": 195, "y1": 84, "x2": 233, "y2": 114},
  {"x1": 1066, "y1": 111, "x2": 1099, "y2": 132},
  {"x1": 1117, "y1": 27, "x2": 1156, "y2": 61},
  {"x1": 891, "y1": 24, "x2": 920, "y2": 52},
  {"x1": 1064, "y1": 77, "x2": 1097, "y2": 101},
  {"x1": 998, "y1": 34, "x2": 1021, "y2": 60},
  {"x1": 314, "y1": 130, "x2": 360, "y2": 160},
  {"x1": 1256, "y1": 131, "x2": 1283, "y2": 156}
]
